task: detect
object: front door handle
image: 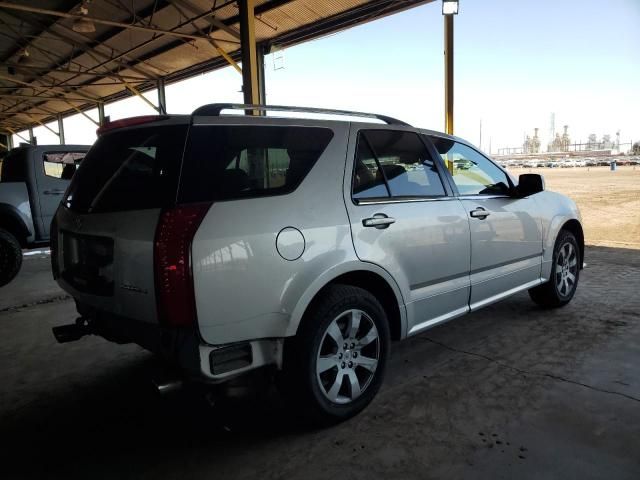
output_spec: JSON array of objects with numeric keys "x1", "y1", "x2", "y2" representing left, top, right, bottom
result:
[
  {"x1": 363, "y1": 214, "x2": 396, "y2": 229},
  {"x1": 44, "y1": 189, "x2": 65, "y2": 195},
  {"x1": 470, "y1": 207, "x2": 490, "y2": 219}
]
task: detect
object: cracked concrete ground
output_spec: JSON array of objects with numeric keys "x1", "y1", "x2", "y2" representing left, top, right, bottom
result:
[{"x1": 1, "y1": 246, "x2": 639, "y2": 479}]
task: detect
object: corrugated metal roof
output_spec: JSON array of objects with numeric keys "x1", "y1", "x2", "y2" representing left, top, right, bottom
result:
[{"x1": 0, "y1": 0, "x2": 433, "y2": 135}]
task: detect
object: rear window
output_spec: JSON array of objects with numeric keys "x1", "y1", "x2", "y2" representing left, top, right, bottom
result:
[
  {"x1": 180, "y1": 125, "x2": 333, "y2": 203},
  {"x1": 64, "y1": 125, "x2": 188, "y2": 213},
  {"x1": 0, "y1": 149, "x2": 27, "y2": 183}
]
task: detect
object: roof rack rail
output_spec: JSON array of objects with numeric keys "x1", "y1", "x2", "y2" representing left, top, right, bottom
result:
[{"x1": 191, "y1": 103, "x2": 410, "y2": 126}]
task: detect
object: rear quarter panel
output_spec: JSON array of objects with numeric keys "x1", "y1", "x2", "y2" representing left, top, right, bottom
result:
[{"x1": 191, "y1": 119, "x2": 357, "y2": 345}]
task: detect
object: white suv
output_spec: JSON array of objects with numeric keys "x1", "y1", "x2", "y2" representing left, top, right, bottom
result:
[{"x1": 52, "y1": 104, "x2": 583, "y2": 423}]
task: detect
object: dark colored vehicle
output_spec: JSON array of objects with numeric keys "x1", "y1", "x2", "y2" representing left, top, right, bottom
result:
[{"x1": 0, "y1": 144, "x2": 88, "y2": 286}]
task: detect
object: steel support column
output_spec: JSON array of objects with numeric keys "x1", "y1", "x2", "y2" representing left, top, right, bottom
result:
[
  {"x1": 157, "y1": 78, "x2": 167, "y2": 114},
  {"x1": 7, "y1": 133, "x2": 14, "y2": 149},
  {"x1": 444, "y1": 14, "x2": 454, "y2": 135},
  {"x1": 28, "y1": 126, "x2": 35, "y2": 145},
  {"x1": 57, "y1": 115, "x2": 65, "y2": 144},
  {"x1": 257, "y1": 44, "x2": 267, "y2": 105},
  {"x1": 98, "y1": 102, "x2": 106, "y2": 126},
  {"x1": 239, "y1": 0, "x2": 260, "y2": 106}
]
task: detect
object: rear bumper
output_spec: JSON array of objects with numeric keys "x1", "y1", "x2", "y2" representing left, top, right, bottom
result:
[{"x1": 73, "y1": 300, "x2": 282, "y2": 383}]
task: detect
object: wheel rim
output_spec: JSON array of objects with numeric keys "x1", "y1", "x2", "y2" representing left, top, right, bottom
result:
[
  {"x1": 315, "y1": 309, "x2": 380, "y2": 405},
  {"x1": 555, "y1": 241, "x2": 578, "y2": 297}
]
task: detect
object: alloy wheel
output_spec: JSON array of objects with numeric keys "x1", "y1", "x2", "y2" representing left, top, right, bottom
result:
[
  {"x1": 315, "y1": 309, "x2": 380, "y2": 404},
  {"x1": 555, "y1": 241, "x2": 578, "y2": 297}
]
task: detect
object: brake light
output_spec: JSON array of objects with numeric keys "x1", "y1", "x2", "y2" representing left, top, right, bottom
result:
[
  {"x1": 96, "y1": 115, "x2": 168, "y2": 136},
  {"x1": 154, "y1": 203, "x2": 212, "y2": 327}
]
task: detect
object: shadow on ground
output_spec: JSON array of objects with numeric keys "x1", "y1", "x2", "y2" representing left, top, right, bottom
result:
[{"x1": 1, "y1": 246, "x2": 639, "y2": 479}]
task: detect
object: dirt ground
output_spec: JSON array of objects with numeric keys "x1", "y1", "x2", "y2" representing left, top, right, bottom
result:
[
  {"x1": 508, "y1": 166, "x2": 640, "y2": 249},
  {"x1": 2, "y1": 249, "x2": 639, "y2": 479}
]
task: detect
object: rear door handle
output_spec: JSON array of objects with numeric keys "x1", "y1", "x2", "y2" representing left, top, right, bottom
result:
[
  {"x1": 44, "y1": 189, "x2": 65, "y2": 195},
  {"x1": 363, "y1": 214, "x2": 396, "y2": 229},
  {"x1": 470, "y1": 207, "x2": 490, "y2": 219}
]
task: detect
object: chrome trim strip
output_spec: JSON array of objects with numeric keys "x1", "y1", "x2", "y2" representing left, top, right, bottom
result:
[
  {"x1": 355, "y1": 196, "x2": 456, "y2": 206},
  {"x1": 469, "y1": 278, "x2": 544, "y2": 311},
  {"x1": 408, "y1": 306, "x2": 469, "y2": 336},
  {"x1": 457, "y1": 195, "x2": 512, "y2": 200}
]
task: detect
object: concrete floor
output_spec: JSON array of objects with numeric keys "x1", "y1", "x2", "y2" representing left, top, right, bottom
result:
[{"x1": 1, "y1": 246, "x2": 639, "y2": 479}]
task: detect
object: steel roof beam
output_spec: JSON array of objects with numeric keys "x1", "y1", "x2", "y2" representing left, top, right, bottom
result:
[
  {"x1": 0, "y1": 93, "x2": 93, "y2": 102},
  {"x1": 0, "y1": 2, "x2": 236, "y2": 43},
  {"x1": 0, "y1": 9, "x2": 160, "y2": 80},
  {"x1": 168, "y1": 0, "x2": 241, "y2": 39},
  {"x1": 2, "y1": 63, "x2": 148, "y2": 81}
]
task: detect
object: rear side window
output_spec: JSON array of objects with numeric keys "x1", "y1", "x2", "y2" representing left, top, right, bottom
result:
[
  {"x1": 180, "y1": 125, "x2": 333, "y2": 203},
  {"x1": 43, "y1": 151, "x2": 85, "y2": 179},
  {"x1": 0, "y1": 149, "x2": 27, "y2": 183},
  {"x1": 352, "y1": 130, "x2": 445, "y2": 201},
  {"x1": 64, "y1": 125, "x2": 188, "y2": 213}
]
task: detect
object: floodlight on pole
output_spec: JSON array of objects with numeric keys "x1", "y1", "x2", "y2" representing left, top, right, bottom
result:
[{"x1": 442, "y1": 0, "x2": 459, "y2": 15}]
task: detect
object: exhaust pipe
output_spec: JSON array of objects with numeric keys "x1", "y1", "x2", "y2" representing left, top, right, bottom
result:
[{"x1": 52, "y1": 317, "x2": 91, "y2": 343}]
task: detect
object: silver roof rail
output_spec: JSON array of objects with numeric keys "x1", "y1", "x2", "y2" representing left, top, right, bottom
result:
[{"x1": 191, "y1": 103, "x2": 411, "y2": 126}]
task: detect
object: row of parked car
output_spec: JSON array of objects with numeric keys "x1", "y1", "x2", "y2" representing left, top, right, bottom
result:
[
  {"x1": 0, "y1": 104, "x2": 584, "y2": 423},
  {"x1": 499, "y1": 157, "x2": 640, "y2": 169}
]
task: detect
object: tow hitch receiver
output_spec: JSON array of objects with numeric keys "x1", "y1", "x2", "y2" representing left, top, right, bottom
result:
[{"x1": 52, "y1": 317, "x2": 91, "y2": 343}]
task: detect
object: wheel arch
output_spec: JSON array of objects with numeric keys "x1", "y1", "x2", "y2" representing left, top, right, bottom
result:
[
  {"x1": 561, "y1": 219, "x2": 584, "y2": 268},
  {"x1": 0, "y1": 205, "x2": 31, "y2": 247},
  {"x1": 287, "y1": 263, "x2": 407, "y2": 341}
]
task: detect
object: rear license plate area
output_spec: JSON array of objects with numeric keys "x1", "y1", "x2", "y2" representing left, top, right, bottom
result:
[{"x1": 61, "y1": 231, "x2": 114, "y2": 296}]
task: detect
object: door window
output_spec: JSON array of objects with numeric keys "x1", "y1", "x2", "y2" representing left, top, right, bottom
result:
[
  {"x1": 352, "y1": 130, "x2": 445, "y2": 201},
  {"x1": 430, "y1": 137, "x2": 510, "y2": 195},
  {"x1": 43, "y1": 151, "x2": 85, "y2": 179}
]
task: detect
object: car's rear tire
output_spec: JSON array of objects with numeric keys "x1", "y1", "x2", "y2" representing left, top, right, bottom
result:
[
  {"x1": 0, "y1": 228, "x2": 22, "y2": 287},
  {"x1": 529, "y1": 229, "x2": 580, "y2": 308},
  {"x1": 282, "y1": 284, "x2": 390, "y2": 425}
]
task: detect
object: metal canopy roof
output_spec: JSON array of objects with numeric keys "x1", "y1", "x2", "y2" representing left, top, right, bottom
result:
[{"x1": 0, "y1": 0, "x2": 433, "y2": 135}]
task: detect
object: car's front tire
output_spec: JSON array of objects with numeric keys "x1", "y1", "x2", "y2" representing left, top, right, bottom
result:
[
  {"x1": 0, "y1": 228, "x2": 22, "y2": 287},
  {"x1": 282, "y1": 284, "x2": 390, "y2": 425},
  {"x1": 529, "y1": 229, "x2": 580, "y2": 308}
]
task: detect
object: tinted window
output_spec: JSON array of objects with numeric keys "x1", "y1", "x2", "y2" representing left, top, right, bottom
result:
[
  {"x1": 180, "y1": 126, "x2": 333, "y2": 203},
  {"x1": 0, "y1": 149, "x2": 27, "y2": 183},
  {"x1": 43, "y1": 151, "x2": 85, "y2": 179},
  {"x1": 431, "y1": 138, "x2": 510, "y2": 195},
  {"x1": 64, "y1": 125, "x2": 188, "y2": 213},
  {"x1": 353, "y1": 136, "x2": 389, "y2": 199},
  {"x1": 352, "y1": 130, "x2": 445, "y2": 200}
]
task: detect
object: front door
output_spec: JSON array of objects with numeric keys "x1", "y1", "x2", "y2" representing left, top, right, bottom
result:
[
  {"x1": 429, "y1": 137, "x2": 543, "y2": 309},
  {"x1": 344, "y1": 127, "x2": 471, "y2": 335}
]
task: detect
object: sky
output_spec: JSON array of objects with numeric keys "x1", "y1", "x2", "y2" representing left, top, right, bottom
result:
[{"x1": 17, "y1": 0, "x2": 640, "y2": 153}]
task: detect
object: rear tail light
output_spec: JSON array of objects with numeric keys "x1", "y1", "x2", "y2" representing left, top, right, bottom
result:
[{"x1": 154, "y1": 203, "x2": 212, "y2": 327}]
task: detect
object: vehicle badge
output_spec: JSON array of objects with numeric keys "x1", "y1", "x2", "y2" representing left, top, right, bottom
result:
[{"x1": 74, "y1": 217, "x2": 83, "y2": 231}]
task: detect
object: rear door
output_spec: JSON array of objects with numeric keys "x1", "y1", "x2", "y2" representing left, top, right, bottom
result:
[
  {"x1": 33, "y1": 149, "x2": 86, "y2": 239},
  {"x1": 429, "y1": 136, "x2": 543, "y2": 309},
  {"x1": 55, "y1": 121, "x2": 188, "y2": 323},
  {"x1": 344, "y1": 126, "x2": 471, "y2": 335}
]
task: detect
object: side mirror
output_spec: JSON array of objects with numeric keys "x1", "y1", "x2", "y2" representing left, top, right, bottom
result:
[{"x1": 515, "y1": 173, "x2": 545, "y2": 197}]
